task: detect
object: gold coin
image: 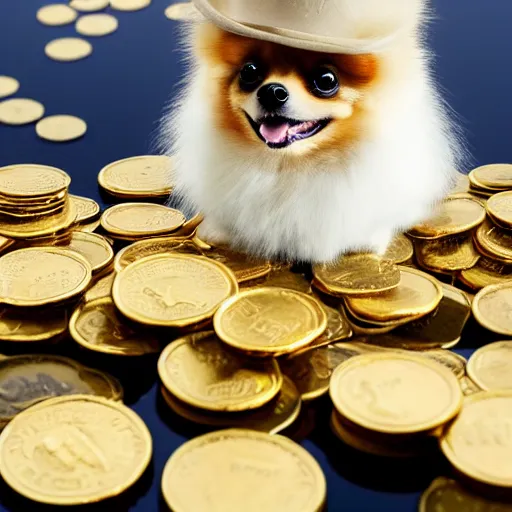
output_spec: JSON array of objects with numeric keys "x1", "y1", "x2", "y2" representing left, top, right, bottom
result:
[
  {"x1": 76, "y1": 13, "x2": 119, "y2": 36},
  {"x1": 345, "y1": 266, "x2": 443, "y2": 323},
  {"x1": 98, "y1": 155, "x2": 173, "y2": 197},
  {"x1": 419, "y1": 477, "x2": 512, "y2": 512},
  {"x1": 110, "y1": 0, "x2": 151, "y2": 11},
  {"x1": 0, "y1": 395, "x2": 151, "y2": 505},
  {"x1": 45, "y1": 37, "x2": 93, "y2": 62},
  {"x1": 467, "y1": 341, "x2": 512, "y2": 391},
  {"x1": 161, "y1": 376, "x2": 300, "y2": 434},
  {"x1": 487, "y1": 191, "x2": 512, "y2": 229},
  {"x1": 470, "y1": 163, "x2": 512, "y2": 190},
  {"x1": 36, "y1": 114, "x2": 87, "y2": 142},
  {"x1": 0, "y1": 98, "x2": 44, "y2": 125},
  {"x1": 382, "y1": 234, "x2": 414, "y2": 264},
  {"x1": 84, "y1": 271, "x2": 115, "y2": 301},
  {"x1": 0, "y1": 235, "x2": 13, "y2": 254},
  {"x1": 158, "y1": 332, "x2": 282, "y2": 411},
  {"x1": 260, "y1": 268, "x2": 312, "y2": 294},
  {"x1": 101, "y1": 203, "x2": 185, "y2": 238},
  {"x1": 0, "y1": 164, "x2": 70, "y2": 198},
  {"x1": 0, "y1": 305, "x2": 68, "y2": 342},
  {"x1": 0, "y1": 199, "x2": 76, "y2": 239},
  {"x1": 63, "y1": 231, "x2": 114, "y2": 273},
  {"x1": 113, "y1": 253, "x2": 238, "y2": 327},
  {"x1": 313, "y1": 253, "x2": 400, "y2": 296},
  {"x1": 214, "y1": 287, "x2": 327, "y2": 356},
  {"x1": 441, "y1": 390, "x2": 512, "y2": 487},
  {"x1": 0, "y1": 76, "x2": 20, "y2": 99},
  {"x1": 70, "y1": 297, "x2": 161, "y2": 355},
  {"x1": 472, "y1": 282, "x2": 512, "y2": 335},
  {"x1": 161, "y1": 429, "x2": 326, "y2": 512},
  {"x1": 409, "y1": 197, "x2": 485, "y2": 239},
  {"x1": 75, "y1": 218, "x2": 101, "y2": 233},
  {"x1": 460, "y1": 257, "x2": 512, "y2": 290},
  {"x1": 0, "y1": 355, "x2": 122, "y2": 425},
  {"x1": 474, "y1": 219, "x2": 512, "y2": 263},
  {"x1": 0, "y1": 199, "x2": 66, "y2": 218},
  {"x1": 69, "y1": 0, "x2": 110, "y2": 12},
  {"x1": 416, "y1": 233, "x2": 480, "y2": 273},
  {"x1": 0, "y1": 247, "x2": 92, "y2": 306},
  {"x1": 36, "y1": 4, "x2": 78, "y2": 25},
  {"x1": 330, "y1": 352, "x2": 462, "y2": 434},
  {"x1": 164, "y1": 2, "x2": 200, "y2": 20},
  {"x1": 459, "y1": 376, "x2": 482, "y2": 396},
  {"x1": 69, "y1": 194, "x2": 100, "y2": 223},
  {"x1": 448, "y1": 172, "x2": 470, "y2": 196}
]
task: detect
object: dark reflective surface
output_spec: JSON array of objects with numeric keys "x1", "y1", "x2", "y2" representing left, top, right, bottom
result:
[{"x1": 0, "y1": 0, "x2": 511, "y2": 510}]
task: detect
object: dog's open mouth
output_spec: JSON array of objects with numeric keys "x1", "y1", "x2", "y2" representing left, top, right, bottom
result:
[{"x1": 246, "y1": 114, "x2": 331, "y2": 149}]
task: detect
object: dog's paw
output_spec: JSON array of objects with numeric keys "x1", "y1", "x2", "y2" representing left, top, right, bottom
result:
[{"x1": 197, "y1": 219, "x2": 230, "y2": 246}]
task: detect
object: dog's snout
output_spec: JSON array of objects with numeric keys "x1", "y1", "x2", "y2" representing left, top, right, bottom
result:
[{"x1": 257, "y1": 83, "x2": 289, "y2": 111}]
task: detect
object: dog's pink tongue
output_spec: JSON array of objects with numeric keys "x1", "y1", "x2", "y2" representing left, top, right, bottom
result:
[{"x1": 260, "y1": 122, "x2": 289, "y2": 144}]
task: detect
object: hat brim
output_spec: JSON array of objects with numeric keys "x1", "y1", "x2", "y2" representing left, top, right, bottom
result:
[{"x1": 193, "y1": 0, "x2": 398, "y2": 54}]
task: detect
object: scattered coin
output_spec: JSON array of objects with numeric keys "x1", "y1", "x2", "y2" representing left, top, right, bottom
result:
[
  {"x1": 36, "y1": 4, "x2": 78, "y2": 25},
  {"x1": 110, "y1": 0, "x2": 151, "y2": 11},
  {"x1": 409, "y1": 197, "x2": 485, "y2": 239},
  {"x1": 460, "y1": 256, "x2": 512, "y2": 290},
  {"x1": 472, "y1": 282, "x2": 512, "y2": 335},
  {"x1": 214, "y1": 287, "x2": 327, "y2": 356},
  {"x1": 0, "y1": 247, "x2": 92, "y2": 306},
  {"x1": 64, "y1": 231, "x2": 114, "y2": 273},
  {"x1": 0, "y1": 355, "x2": 122, "y2": 426},
  {"x1": 113, "y1": 253, "x2": 238, "y2": 327},
  {"x1": 345, "y1": 267, "x2": 443, "y2": 323},
  {"x1": 330, "y1": 352, "x2": 462, "y2": 434},
  {"x1": 0, "y1": 76, "x2": 19, "y2": 99},
  {"x1": 467, "y1": 341, "x2": 512, "y2": 391},
  {"x1": 469, "y1": 164, "x2": 512, "y2": 190},
  {"x1": 69, "y1": 194, "x2": 100, "y2": 223},
  {"x1": 486, "y1": 190, "x2": 512, "y2": 229},
  {"x1": 440, "y1": 390, "x2": 512, "y2": 488},
  {"x1": 75, "y1": 218, "x2": 101, "y2": 232},
  {"x1": 313, "y1": 253, "x2": 400, "y2": 296},
  {"x1": 161, "y1": 429, "x2": 326, "y2": 512},
  {"x1": 84, "y1": 271, "x2": 115, "y2": 301},
  {"x1": 474, "y1": 219, "x2": 512, "y2": 263},
  {"x1": 36, "y1": 114, "x2": 87, "y2": 142},
  {"x1": 259, "y1": 268, "x2": 312, "y2": 294},
  {"x1": 382, "y1": 234, "x2": 414, "y2": 264},
  {"x1": 0, "y1": 395, "x2": 152, "y2": 505},
  {"x1": 70, "y1": 297, "x2": 161, "y2": 355},
  {"x1": 158, "y1": 332, "x2": 282, "y2": 412},
  {"x1": 98, "y1": 155, "x2": 173, "y2": 198},
  {"x1": 0, "y1": 164, "x2": 70, "y2": 198},
  {"x1": 69, "y1": 0, "x2": 110, "y2": 12},
  {"x1": 0, "y1": 98, "x2": 44, "y2": 125},
  {"x1": 45, "y1": 37, "x2": 93, "y2": 62},
  {"x1": 164, "y1": 2, "x2": 200, "y2": 21},
  {"x1": 101, "y1": 202, "x2": 185, "y2": 238},
  {"x1": 76, "y1": 13, "x2": 119, "y2": 36}
]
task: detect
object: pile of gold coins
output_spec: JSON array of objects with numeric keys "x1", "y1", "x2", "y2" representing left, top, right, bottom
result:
[{"x1": 1, "y1": 158, "x2": 512, "y2": 509}]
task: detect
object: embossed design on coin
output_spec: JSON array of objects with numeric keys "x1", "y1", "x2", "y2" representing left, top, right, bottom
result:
[
  {"x1": 69, "y1": 194, "x2": 100, "y2": 223},
  {"x1": 101, "y1": 202, "x2": 185, "y2": 237},
  {"x1": 487, "y1": 190, "x2": 512, "y2": 228},
  {"x1": 113, "y1": 254, "x2": 238, "y2": 327},
  {"x1": 0, "y1": 164, "x2": 70, "y2": 197},
  {"x1": 382, "y1": 234, "x2": 414, "y2": 264},
  {"x1": 0, "y1": 395, "x2": 151, "y2": 504},
  {"x1": 467, "y1": 341, "x2": 512, "y2": 391},
  {"x1": 161, "y1": 429, "x2": 326, "y2": 512},
  {"x1": 0, "y1": 248, "x2": 92, "y2": 306},
  {"x1": 330, "y1": 352, "x2": 462, "y2": 434},
  {"x1": 441, "y1": 391, "x2": 512, "y2": 487},
  {"x1": 214, "y1": 287, "x2": 327, "y2": 355},
  {"x1": 70, "y1": 297, "x2": 161, "y2": 355},
  {"x1": 158, "y1": 332, "x2": 282, "y2": 411},
  {"x1": 470, "y1": 164, "x2": 512, "y2": 189},
  {"x1": 472, "y1": 283, "x2": 512, "y2": 336}
]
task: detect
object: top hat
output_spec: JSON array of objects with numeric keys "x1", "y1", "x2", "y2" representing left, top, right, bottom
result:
[{"x1": 192, "y1": 0, "x2": 425, "y2": 54}]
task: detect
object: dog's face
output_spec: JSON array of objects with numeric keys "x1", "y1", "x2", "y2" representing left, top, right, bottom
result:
[{"x1": 194, "y1": 24, "x2": 380, "y2": 156}]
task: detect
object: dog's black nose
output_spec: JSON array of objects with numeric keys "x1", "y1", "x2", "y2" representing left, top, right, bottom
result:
[{"x1": 257, "y1": 83, "x2": 289, "y2": 111}]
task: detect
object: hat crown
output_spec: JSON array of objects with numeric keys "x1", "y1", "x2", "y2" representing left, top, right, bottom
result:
[{"x1": 219, "y1": 0, "x2": 424, "y2": 41}]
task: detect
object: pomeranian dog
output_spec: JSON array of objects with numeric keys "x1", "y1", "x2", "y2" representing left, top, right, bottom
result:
[{"x1": 164, "y1": 0, "x2": 463, "y2": 262}]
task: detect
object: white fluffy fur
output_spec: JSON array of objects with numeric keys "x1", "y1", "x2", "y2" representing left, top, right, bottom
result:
[{"x1": 162, "y1": 6, "x2": 463, "y2": 263}]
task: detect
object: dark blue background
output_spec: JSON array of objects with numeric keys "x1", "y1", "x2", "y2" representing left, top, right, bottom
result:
[{"x1": 0, "y1": 1, "x2": 510, "y2": 510}]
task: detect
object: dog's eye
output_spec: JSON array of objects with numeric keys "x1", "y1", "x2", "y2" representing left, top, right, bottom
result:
[
  {"x1": 239, "y1": 62, "x2": 264, "y2": 91},
  {"x1": 311, "y1": 68, "x2": 339, "y2": 98}
]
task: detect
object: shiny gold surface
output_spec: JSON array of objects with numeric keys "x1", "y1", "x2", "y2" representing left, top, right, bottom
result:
[
  {"x1": 470, "y1": 164, "x2": 512, "y2": 190},
  {"x1": 69, "y1": 194, "x2": 100, "y2": 223},
  {"x1": 474, "y1": 219, "x2": 512, "y2": 263},
  {"x1": 214, "y1": 287, "x2": 327, "y2": 356},
  {"x1": 472, "y1": 282, "x2": 512, "y2": 335},
  {"x1": 113, "y1": 253, "x2": 238, "y2": 327},
  {"x1": 69, "y1": 297, "x2": 161, "y2": 355},
  {"x1": 0, "y1": 395, "x2": 151, "y2": 505},
  {"x1": 487, "y1": 190, "x2": 512, "y2": 228},
  {"x1": 345, "y1": 267, "x2": 443, "y2": 323},
  {"x1": 64, "y1": 231, "x2": 114, "y2": 273},
  {"x1": 98, "y1": 155, "x2": 173, "y2": 197},
  {"x1": 84, "y1": 271, "x2": 115, "y2": 301},
  {"x1": 0, "y1": 247, "x2": 92, "y2": 306},
  {"x1": 313, "y1": 253, "x2": 400, "y2": 296},
  {"x1": 440, "y1": 391, "x2": 512, "y2": 488},
  {"x1": 0, "y1": 164, "x2": 70, "y2": 197},
  {"x1": 158, "y1": 332, "x2": 282, "y2": 411},
  {"x1": 467, "y1": 341, "x2": 512, "y2": 391},
  {"x1": 459, "y1": 256, "x2": 512, "y2": 290},
  {"x1": 409, "y1": 197, "x2": 485, "y2": 239},
  {"x1": 161, "y1": 429, "x2": 326, "y2": 512},
  {"x1": 330, "y1": 352, "x2": 462, "y2": 434},
  {"x1": 382, "y1": 234, "x2": 414, "y2": 264},
  {"x1": 459, "y1": 376, "x2": 482, "y2": 397}
]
